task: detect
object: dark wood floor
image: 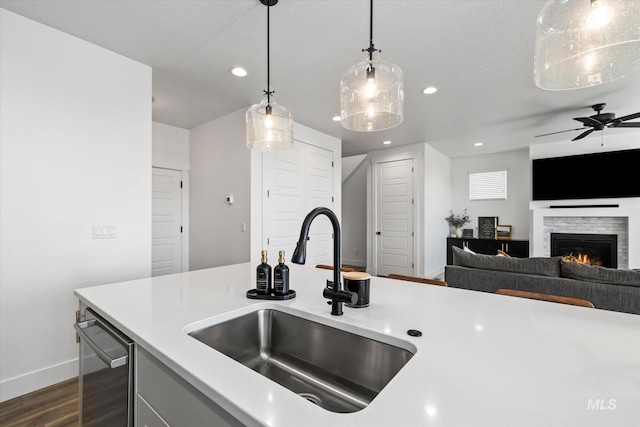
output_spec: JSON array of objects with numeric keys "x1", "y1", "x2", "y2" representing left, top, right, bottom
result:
[{"x1": 0, "y1": 377, "x2": 79, "y2": 427}]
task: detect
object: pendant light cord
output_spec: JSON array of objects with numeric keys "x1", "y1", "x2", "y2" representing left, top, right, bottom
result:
[
  {"x1": 369, "y1": 0, "x2": 373, "y2": 60},
  {"x1": 265, "y1": 4, "x2": 272, "y2": 106},
  {"x1": 363, "y1": 0, "x2": 379, "y2": 61}
]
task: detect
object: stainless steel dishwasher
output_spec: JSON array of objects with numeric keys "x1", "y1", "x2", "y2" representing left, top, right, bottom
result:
[{"x1": 74, "y1": 307, "x2": 134, "y2": 426}]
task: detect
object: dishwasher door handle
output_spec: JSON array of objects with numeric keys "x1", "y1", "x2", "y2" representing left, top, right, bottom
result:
[{"x1": 74, "y1": 319, "x2": 128, "y2": 368}]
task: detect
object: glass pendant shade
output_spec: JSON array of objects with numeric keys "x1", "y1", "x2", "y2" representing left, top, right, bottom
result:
[
  {"x1": 246, "y1": 90, "x2": 293, "y2": 152},
  {"x1": 340, "y1": 54, "x2": 404, "y2": 131},
  {"x1": 534, "y1": 0, "x2": 640, "y2": 90}
]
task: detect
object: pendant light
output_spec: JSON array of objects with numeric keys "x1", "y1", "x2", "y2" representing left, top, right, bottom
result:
[
  {"x1": 534, "y1": 0, "x2": 640, "y2": 90},
  {"x1": 246, "y1": 0, "x2": 293, "y2": 151},
  {"x1": 340, "y1": 0, "x2": 404, "y2": 132}
]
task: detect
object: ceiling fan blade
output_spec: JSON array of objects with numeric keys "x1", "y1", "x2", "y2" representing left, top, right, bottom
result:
[
  {"x1": 574, "y1": 117, "x2": 602, "y2": 127},
  {"x1": 572, "y1": 129, "x2": 594, "y2": 141},
  {"x1": 615, "y1": 112, "x2": 640, "y2": 122},
  {"x1": 534, "y1": 127, "x2": 586, "y2": 138},
  {"x1": 615, "y1": 122, "x2": 640, "y2": 128}
]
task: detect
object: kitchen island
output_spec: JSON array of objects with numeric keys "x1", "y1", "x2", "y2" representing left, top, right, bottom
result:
[{"x1": 75, "y1": 262, "x2": 640, "y2": 427}]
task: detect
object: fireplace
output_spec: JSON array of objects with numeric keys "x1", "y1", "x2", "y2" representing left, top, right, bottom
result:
[{"x1": 550, "y1": 233, "x2": 618, "y2": 268}]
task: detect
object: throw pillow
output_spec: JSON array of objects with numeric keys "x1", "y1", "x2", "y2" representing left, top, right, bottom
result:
[
  {"x1": 497, "y1": 249, "x2": 510, "y2": 257},
  {"x1": 451, "y1": 246, "x2": 561, "y2": 277},
  {"x1": 463, "y1": 245, "x2": 476, "y2": 254},
  {"x1": 560, "y1": 261, "x2": 640, "y2": 287}
]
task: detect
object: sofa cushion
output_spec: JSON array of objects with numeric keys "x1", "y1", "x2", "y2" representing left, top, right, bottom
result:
[
  {"x1": 463, "y1": 245, "x2": 476, "y2": 254},
  {"x1": 451, "y1": 246, "x2": 561, "y2": 277},
  {"x1": 561, "y1": 261, "x2": 640, "y2": 287}
]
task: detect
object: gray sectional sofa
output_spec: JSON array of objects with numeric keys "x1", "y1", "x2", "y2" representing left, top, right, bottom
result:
[{"x1": 445, "y1": 246, "x2": 640, "y2": 315}]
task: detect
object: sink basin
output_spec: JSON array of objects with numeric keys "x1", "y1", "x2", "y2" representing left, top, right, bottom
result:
[{"x1": 187, "y1": 308, "x2": 415, "y2": 413}]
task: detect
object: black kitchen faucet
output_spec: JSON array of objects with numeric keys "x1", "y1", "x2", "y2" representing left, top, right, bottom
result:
[{"x1": 291, "y1": 207, "x2": 356, "y2": 315}]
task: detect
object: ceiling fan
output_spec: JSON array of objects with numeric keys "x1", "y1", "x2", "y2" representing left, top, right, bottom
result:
[{"x1": 535, "y1": 103, "x2": 640, "y2": 141}]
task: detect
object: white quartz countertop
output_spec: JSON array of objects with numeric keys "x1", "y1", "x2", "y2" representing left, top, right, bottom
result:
[{"x1": 75, "y1": 263, "x2": 640, "y2": 427}]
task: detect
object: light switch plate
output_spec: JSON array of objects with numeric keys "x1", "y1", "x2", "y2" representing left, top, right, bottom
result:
[{"x1": 92, "y1": 225, "x2": 117, "y2": 239}]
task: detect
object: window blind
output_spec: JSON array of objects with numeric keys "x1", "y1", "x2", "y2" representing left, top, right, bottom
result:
[{"x1": 469, "y1": 170, "x2": 507, "y2": 200}]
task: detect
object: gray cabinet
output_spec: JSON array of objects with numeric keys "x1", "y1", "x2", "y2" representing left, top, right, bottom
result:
[
  {"x1": 446, "y1": 238, "x2": 529, "y2": 264},
  {"x1": 136, "y1": 347, "x2": 243, "y2": 427},
  {"x1": 137, "y1": 395, "x2": 170, "y2": 427}
]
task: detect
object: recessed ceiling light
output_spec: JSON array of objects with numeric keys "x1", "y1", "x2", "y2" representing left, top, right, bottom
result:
[
  {"x1": 332, "y1": 116, "x2": 341, "y2": 122},
  {"x1": 422, "y1": 86, "x2": 438, "y2": 95},
  {"x1": 383, "y1": 140, "x2": 392, "y2": 145},
  {"x1": 230, "y1": 67, "x2": 247, "y2": 77},
  {"x1": 474, "y1": 142, "x2": 484, "y2": 147}
]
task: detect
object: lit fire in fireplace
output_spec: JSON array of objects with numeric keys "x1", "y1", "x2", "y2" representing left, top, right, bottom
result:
[{"x1": 563, "y1": 252, "x2": 603, "y2": 266}]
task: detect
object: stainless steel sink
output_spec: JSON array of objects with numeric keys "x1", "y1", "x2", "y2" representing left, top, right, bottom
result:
[{"x1": 187, "y1": 308, "x2": 414, "y2": 413}]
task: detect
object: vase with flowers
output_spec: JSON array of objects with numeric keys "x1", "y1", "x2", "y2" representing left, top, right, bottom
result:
[{"x1": 445, "y1": 209, "x2": 470, "y2": 237}]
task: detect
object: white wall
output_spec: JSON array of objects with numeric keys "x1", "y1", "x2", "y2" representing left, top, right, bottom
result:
[
  {"x1": 190, "y1": 110, "x2": 342, "y2": 271},
  {"x1": 342, "y1": 154, "x2": 367, "y2": 183},
  {"x1": 152, "y1": 121, "x2": 190, "y2": 171},
  {"x1": 152, "y1": 121, "x2": 190, "y2": 271},
  {"x1": 342, "y1": 156, "x2": 368, "y2": 267},
  {"x1": 0, "y1": 9, "x2": 152, "y2": 402},
  {"x1": 529, "y1": 131, "x2": 640, "y2": 160},
  {"x1": 189, "y1": 109, "x2": 251, "y2": 270},
  {"x1": 424, "y1": 144, "x2": 452, "y2": 277},
  {"x1": 450, "y1": 149, "x2": 530, "y2": 240}
]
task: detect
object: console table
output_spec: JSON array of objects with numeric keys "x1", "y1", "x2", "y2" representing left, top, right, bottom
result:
[{"x1": 446, "y1": 237, "x2": 529, "y2": 265}]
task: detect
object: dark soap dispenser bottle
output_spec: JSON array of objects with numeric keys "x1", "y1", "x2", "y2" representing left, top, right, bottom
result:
[
  {"x1": 274, "y1": 250, "x2": 289, "y2": 295},
  {"x1": 256, "y1": 250, "x2": 272, "y2": 295}
]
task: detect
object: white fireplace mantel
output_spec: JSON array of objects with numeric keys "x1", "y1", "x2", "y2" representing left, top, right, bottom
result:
[{"x1": 531, "y1": 206, "x2": 640, "y2": 269}]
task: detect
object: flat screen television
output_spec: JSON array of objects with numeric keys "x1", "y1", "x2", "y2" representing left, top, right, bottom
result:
[{"x1": 532, "y1": 148, "x2": 640, "y2": 201}]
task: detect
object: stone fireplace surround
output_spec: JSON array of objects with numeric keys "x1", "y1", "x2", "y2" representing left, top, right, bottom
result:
[
  {"x1": 546, "y1": 218, "x2": 625, "y2": 268},
  {"x1": 531, "y1": 203, "x2": 640, "y2": 270}
]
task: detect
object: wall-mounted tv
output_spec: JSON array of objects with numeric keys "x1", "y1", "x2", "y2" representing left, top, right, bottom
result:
[{"x1": 532, "y1": 148, "x2": 640, "y2": 201}]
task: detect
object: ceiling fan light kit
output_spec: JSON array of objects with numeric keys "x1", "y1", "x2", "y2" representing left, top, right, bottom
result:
[
  {"x1": 340, "y1": 0, "x2": 404, "y2": 132},
  {"x1": 246, "y1": 0, "x2": 293, "y2": 152},
  {"x1": 534, "y1": 0, "x2": 640, "y2": 90}
]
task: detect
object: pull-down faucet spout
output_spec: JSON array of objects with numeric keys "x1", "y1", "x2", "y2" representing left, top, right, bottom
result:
[{"x1": 291, "y1": 207, "x2": 356, "y2": 315}]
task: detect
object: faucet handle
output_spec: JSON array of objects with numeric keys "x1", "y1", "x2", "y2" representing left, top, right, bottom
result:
[{"x1": 323, "y1": 283, "x2": 358, "y2": 305}]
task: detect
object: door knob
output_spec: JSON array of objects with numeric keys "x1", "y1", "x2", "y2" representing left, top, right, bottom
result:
[{"x1": 376, "y1": 231, "x2": 381, "y2": 235}]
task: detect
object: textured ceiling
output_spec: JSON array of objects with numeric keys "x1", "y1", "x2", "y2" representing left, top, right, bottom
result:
[{"x1": 2, "y1": 0, "x2": 639, "y2": 158}]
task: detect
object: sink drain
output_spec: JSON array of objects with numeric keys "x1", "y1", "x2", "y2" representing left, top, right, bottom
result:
[{"x1": 298, "y1": 392, "x2": 323, "y2": 407}]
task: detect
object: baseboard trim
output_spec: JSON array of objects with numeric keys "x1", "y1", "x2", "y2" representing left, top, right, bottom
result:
[{"x1": 0, "y1": 358, "x2": 78, "y2": 402}]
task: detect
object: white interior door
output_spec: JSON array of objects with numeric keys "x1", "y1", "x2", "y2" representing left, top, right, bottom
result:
[
  {"x1": 304, "y1": 145, "x2": 334, "y2": 266},
  {"x1": 152, "y1": 167, "x2": 182, "y2": 276},
  {"x1": 263, "y1": 142, "x2": 334, "y2": 266},
  {"x1": 375, "y1": 159, "x2": 414, "y2": 276},
  {"x1": 263, "y1": 142, "x2": 304, "y2": 262}
]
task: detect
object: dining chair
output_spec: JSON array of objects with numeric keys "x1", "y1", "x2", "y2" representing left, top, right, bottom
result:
[
  {"x1": 496, "y1": 289, "x2": 595, "y2": 308},
  {"x1": 387, "y1": 274, "x2": 447, "y2": 287}
]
